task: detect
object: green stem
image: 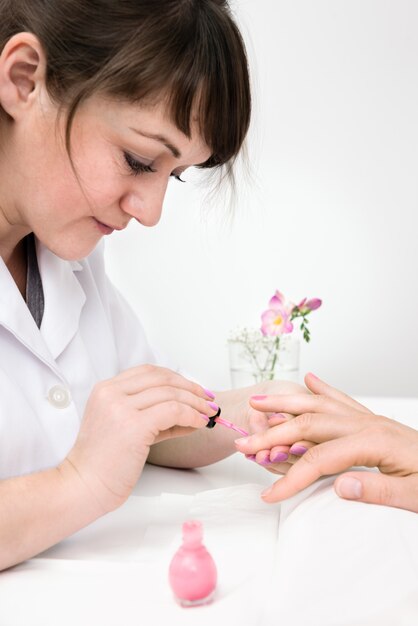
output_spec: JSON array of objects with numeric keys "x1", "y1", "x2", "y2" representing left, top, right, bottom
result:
[{"x1": 268, "y1": 336, "x2": 280, "y2": 380}]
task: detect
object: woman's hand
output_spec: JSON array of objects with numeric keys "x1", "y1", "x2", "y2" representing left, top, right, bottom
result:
[
  {"x1": 242, "y1": 379, "x2": 312, "y2": 473},
  {"x1": 235, "y1": 373, "x2": 418, "y2": 513},
  {"x1": 63, "y1": 364, "x2": 217, "y2": 513}
]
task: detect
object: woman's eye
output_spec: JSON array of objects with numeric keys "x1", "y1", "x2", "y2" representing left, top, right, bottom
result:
[
  {"x1": 123, "y1": 151, "x2": 186, "y2": 182},
  {"x1": 170, "y1": 173, "x2": 186, "y2": 183},
  {"x1": 123, "y1": 151, "x2": 156, "y2": 176}
]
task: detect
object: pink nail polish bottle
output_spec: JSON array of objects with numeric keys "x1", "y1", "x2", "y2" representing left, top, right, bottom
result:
[{"x1": 168, "y1": 520, "x2": 217, "y2": 607}]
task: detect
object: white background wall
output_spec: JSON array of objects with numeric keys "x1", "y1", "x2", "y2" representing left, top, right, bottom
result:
[{"x1": 105, "y1": 0, "x2": 418, "y2": 397}]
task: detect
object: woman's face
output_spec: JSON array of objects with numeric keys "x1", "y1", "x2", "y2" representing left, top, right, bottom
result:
[{"x1": 0, "y1": 91, "x2": 211, "y2": 260}]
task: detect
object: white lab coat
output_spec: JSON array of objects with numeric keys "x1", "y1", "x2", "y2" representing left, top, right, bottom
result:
[{"x1": 0, "y1": 239, "x2": 157, "y2": 479}]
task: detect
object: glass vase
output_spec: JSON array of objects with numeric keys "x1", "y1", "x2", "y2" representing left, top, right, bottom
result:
[{"x1": 228, "y1": 332, "x2": 300, "y2": 388}]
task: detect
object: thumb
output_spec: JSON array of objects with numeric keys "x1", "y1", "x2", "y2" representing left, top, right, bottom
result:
[{"x1": 334, "y1": 471, "x2": 418, "y2": 513}]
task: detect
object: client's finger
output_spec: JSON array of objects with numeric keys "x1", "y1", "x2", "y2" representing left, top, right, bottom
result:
[
  {"x1": 304, "y1": 373, "x2": 372, "y2": 414},
  {"x1": 268, "y1": 413, "x2": 292, "y2": 427},
  {"x1": 288, "y1": 440, "x2": 315, "y2": 457},
  {"x1": 259, "y1": 433, "x2": 382, "y2": 503},
  {"x1": 250, "y1": 394, "x2": 360, "y2": 420},
  {"x1": 235, "y1": 412, "x2": 360, "y2": 454},
  {"x1": 334, "y1": 471, "x2": 418, "y2": 513}
]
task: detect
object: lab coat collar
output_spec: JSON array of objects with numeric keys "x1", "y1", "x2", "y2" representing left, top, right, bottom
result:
[
  {"x1": 37, "y1": 240, "x2": 86, "y2": 361},
  {"x1": 0, "y1": 240, "x2": 86, "y2": 371}
]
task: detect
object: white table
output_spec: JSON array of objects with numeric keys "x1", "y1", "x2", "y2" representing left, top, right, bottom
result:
[{"x1": 0, "y1": 397, "x2": 418, "y2": 626}]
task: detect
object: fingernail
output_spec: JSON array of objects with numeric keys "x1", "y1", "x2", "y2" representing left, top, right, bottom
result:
[
  {"x1": 289, "y1": 445, "x2": 308, "y2": 456},
  {"x1": 336, "y1": 477, "x2": 363, "y2": 500},
  {"x1": 258, "y1": 453, "x2": 272, "y2": 466},
  {"x1": 261, "y1": 486, "x2": 273, "y2": 498},
  {"x1": 270, "y1": 451, "x2": 289, "y2": 463},
  {"x1": 207, "y1": 401, "x2": 219, "y2": 413},
  {"x1": 307, "y1": 372, "x2": 319, "y2": 380},
  {"x1": 245, "y1": 454, "x2": 256, "y2": 461},
  {"x1": 200, "y1": 413, "x2": 209, "y2": 422},
  {"x1": 234, "y1": 437, "x2": 249, "y2": 446},
  {"x1": 251, "y1": 395, "x2": 268, "y2": 400},
  {"x1": 268, "y1": 413, "x2": 286, "y2": 421},
  {"x1": 203, "y1": 388, "x2": 215, "y2": 399}
]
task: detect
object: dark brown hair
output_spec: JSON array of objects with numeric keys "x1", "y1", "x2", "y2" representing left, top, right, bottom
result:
[{"x1": 0, "y1": 0, "x2": 251, "y2": 171}]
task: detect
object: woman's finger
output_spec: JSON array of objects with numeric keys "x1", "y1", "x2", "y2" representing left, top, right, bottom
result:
[
  {"x1": 126, "y1": 386, "x2": 219, "y2": 418},
  {"x1": 249, "y1": 393, "x2": 360, "y2": 420},
  {"x1": 136, "y1": 401, "x2": 210, "y2": 438},
  {"x1": 264, "y1": 462, "x2": 292, "y2": 475},
  {"x1": 334, "y1": 471, "x2": 418, "y2": 513},
  {"x1": 304, "y1": 373, "x2": 372, "y2": 414},
  {"x1": 235, "y1": 412, "x2": 367, "y2": 454},
  {"x1": 269, "y1": 444, "x2": 291, "y2": 464},
  {"x1": 259, "y1": 432, "x2": 385, "y2": 503},
  {"x1": 267, "y1": 413, "x2": 292, "y2": 427},
  {"x1": 288, "y1": 440, "x2": 315, "y2": 457},
  {"x1": 112, "y1": 365, "x2": 213, "y2": 400},
  {"x1": 244, "y1": 453, "x2": 292, "y2": 475}
]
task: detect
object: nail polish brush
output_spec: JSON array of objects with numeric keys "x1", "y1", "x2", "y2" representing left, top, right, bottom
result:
[{"x1": 205, "y1": 407, "x2": 249, "y2": 437}]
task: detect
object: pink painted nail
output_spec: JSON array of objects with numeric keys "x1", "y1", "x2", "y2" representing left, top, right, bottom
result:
[
  {"x1": 203, "y1": 388, "x2": 215, "y2": 400},
  {"x1": 271, "y1": 451, "x2": 289, "y2": 463},
  {"x1": 289, "y1": 445, "x2": 308, "y2": 456},
  {"x1": 268, "y1": 413, "x2": 286, "y2": 421},
  {"x1": 200, "y1": 413, "x2": 209, "y2": 422},
  {"x1": 234, "y1": 437, "x2": 249, "y2": 446},
  {"x1": 207, "y1": 401, "x2": 219, "y2": 412},
  {"x1": 258, "y1": 457, "x2": 272, "y2": 466},
  {"x1": 251, "y1": 395, "x2": 268, "y2": 401},
  {"x1": 245, "y1": 454, "x2": 256, "y2": 461}
]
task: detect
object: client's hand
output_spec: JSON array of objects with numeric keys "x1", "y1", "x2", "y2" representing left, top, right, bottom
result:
[
  {"x1": 235, "y1": 373, "x2": 418, "y2": 513},
  {"x1": 242, "y1": 379, "x2": 310, "y2": 472}
]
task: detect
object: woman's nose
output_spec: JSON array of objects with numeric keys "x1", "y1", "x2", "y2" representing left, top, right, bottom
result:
[{"x1": 120, "y1": 177, "x2": 168, "y2": 227}]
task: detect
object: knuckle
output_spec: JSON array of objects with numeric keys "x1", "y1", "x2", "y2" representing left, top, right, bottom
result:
[
  {"x1": 313, "y1": 394, "x2": 328, "y2": 409},
  {"x1": 376, "y1": 479, "x2": 394, "y2": 506},
  {"x1": 294, "y1": 412, "x2": 315, "y2": 432},
  {"x1": 157, "y1": 368, "x2": 174, "y2": 383},
  {"x1": 93, "y1": 381, "x2": 113, "y2": 402},
  {"x1": 300, "y1": 445, "x2": 321, "y2": 465},
  {"x1": 363, "y1": 423, "x2": 389, "y2": 446},
  {"x1": 165, "y1": 400, "x2": 181, "y2": 417}
]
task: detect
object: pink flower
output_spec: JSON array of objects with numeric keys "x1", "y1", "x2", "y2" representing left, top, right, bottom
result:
[
  {"x1": 261, "y1": 293, "x2": 294, "y2": 336},
  {"x1": 297, "y1": 298, "x2": 322, "y2": 313},
  {"x1": 268, "y1": 290, "x2": 286, "y2": 309}
]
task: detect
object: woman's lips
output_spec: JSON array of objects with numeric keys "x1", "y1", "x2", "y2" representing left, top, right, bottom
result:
[{"x1": 94, "y1": 218, "x2": 114, "y2": 235}]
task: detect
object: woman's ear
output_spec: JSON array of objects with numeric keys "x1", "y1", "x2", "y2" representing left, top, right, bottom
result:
[{"x1": 0, "y1": 33, "x2": 46, "y2": 120}]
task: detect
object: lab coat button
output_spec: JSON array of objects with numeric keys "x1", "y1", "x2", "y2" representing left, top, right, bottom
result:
[{"x1": 47, "y1": 385, "x2": 71, "y2": 409}]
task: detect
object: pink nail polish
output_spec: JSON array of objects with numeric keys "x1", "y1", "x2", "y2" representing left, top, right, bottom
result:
[
  {"x1": 258, "y1": 456, "x2": 272, "y2": 466},
  {"x1": 169, "y1": 520, "x2": 217, "y2": 607},
  {"x1": 268, "y1": 413, "x2": 286, "y2": 421},
  {"x1": 289, "y1": 445, "x2": 308, "y2": 456},
  {"x1": 203, "y1": 388, "x2": 215, "y2": 399},
  {"x1": 271, "y1": 451, "x2": 289, "y2": 463},
  {"x1": 207, "y1": 401, "x2": 219, "y2": 412}
]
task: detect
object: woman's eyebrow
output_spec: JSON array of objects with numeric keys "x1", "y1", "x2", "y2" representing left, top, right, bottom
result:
[{"x1": 129, "y1": 127, "x2": 181, "y2": 158}]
